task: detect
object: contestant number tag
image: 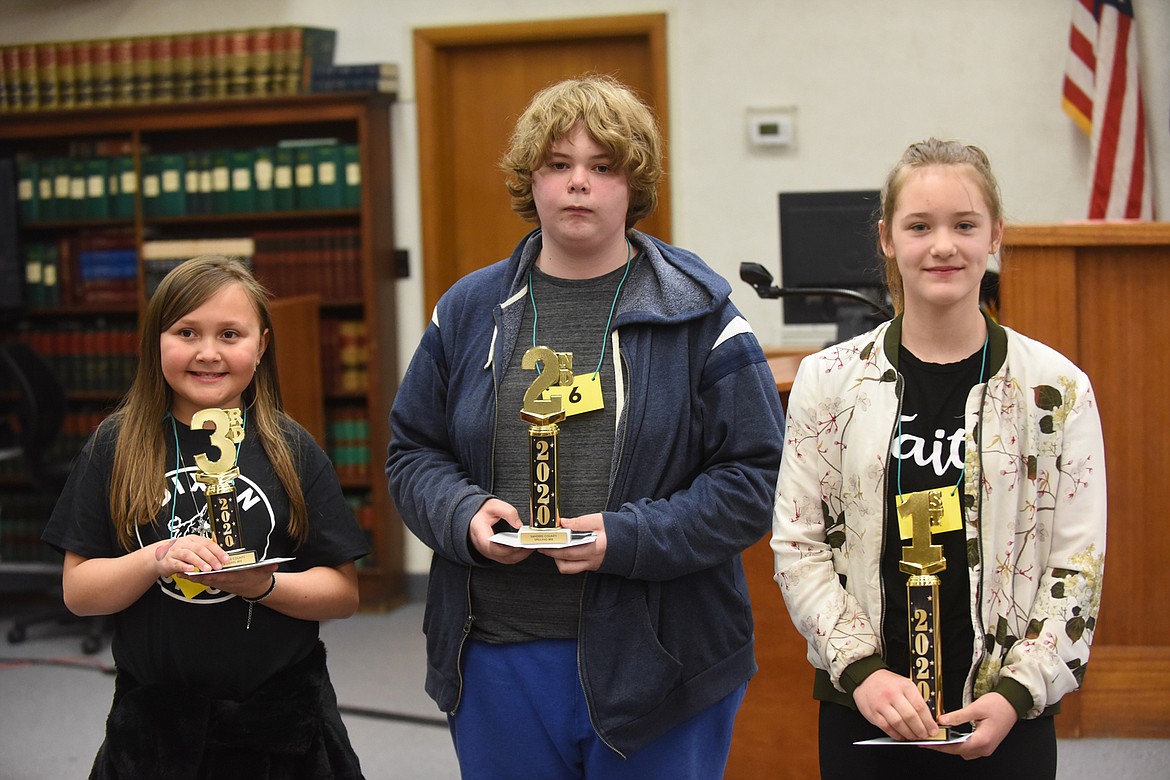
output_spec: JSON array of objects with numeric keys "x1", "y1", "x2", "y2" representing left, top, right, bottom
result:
[
  {"x1": 544, "y1": 371, "x2": 603, "y2": 417},
  {"x1": 897, "y1": 487, "x2": 963, "y2": 540}
]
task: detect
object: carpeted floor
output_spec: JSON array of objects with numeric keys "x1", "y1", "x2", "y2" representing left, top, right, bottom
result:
[
  {"x1": 2, "y1": 594, "x2": 1167, "y2": 779},
  {"x1": 0, "y1": 596, "x2": 458, "y2": 779}
]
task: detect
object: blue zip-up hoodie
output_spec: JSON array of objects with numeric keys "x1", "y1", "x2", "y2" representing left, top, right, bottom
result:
[{"x1": 386, "y1": 228, "x2": 785, "y2": 755}]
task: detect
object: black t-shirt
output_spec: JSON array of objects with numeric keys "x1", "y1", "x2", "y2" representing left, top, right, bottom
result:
[
  {"x1": 882, "y1": 344, "x2": 982, "y2": 713},
  {"x1": 42, "y1": 414, "x2": 369, "y2": 699}
]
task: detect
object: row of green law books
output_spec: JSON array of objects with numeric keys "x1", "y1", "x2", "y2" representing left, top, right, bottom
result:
[
  {"x1": 329, "y1": 442, "x2": 372, "y2": 483},
  {"x1": 16, "y1": 142, "x2": 361, "y2": 224},
  {"x1": 143, "y1": 142, "x2": 362, "y2": 216},
  {"x1": 327, "y1": 407, "x2": 370, "y2": 481},
  {"x1": 326, "y1": 410, "x2": 371, "y2": 448},
  {"x1": 17, "y1": 155, "x2": 136, "y2": 222},
  {"x1": 22, "y1": 242, "x2": 63, "y2": 307}
]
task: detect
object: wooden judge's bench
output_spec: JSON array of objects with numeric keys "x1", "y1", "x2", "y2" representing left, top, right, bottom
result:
[{"x1": 725, "y1": 222, "x2": 1170, "y2": 778}]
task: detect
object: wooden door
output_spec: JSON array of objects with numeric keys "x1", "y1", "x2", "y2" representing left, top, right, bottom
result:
[{"x1": 414, "y1": 14, "x2": 670, "y2": 319}]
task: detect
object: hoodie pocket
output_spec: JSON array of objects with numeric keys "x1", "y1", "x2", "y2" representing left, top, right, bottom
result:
[{"x1": 581, "y1": 596, "x2": 683, "y2": 726}]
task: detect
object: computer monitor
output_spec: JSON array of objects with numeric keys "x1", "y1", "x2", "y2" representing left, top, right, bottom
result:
[{"x1": 778, "y1": 190, "x2": 885, "y2": 327}]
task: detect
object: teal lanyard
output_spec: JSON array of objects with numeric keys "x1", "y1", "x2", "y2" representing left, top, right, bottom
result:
[
  {"x1": 896, "y1": 335, "x2": 988, "y2": 500},
  {"x1": 528, "y1": 236, "x2": 632, "y2": 379}
]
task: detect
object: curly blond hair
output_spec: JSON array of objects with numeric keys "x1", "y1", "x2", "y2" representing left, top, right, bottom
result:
[{"x1": 500, "y1": 74, "x2": 664, "y2": 229}]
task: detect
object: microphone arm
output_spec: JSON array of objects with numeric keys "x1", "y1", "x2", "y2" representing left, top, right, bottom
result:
[{"x1": 739, "y1": 262, "x2": 892, "y2": 320}]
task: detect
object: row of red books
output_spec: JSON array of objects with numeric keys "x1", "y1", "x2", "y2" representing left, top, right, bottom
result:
[
  {"x1": 18, "y1": 317, "x2": 367, "y2": 400},
  {"x1": 21, "y1": 328, "x2": 138, "y2": 394},
  {"x1": 252, "y1": 226, "x2": 364, "y2": 303},
  {"x1": 0, "y1": 25, "x2": 337, "y2": 114}
]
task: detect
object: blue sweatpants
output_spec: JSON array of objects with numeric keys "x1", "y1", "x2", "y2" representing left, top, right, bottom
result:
[{"x1": 449, "y1": 639, "x2": 745, "y2": 780}]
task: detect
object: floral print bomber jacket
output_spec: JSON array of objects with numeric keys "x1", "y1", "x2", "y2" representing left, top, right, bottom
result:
[{"x1": 771, "y1": 316, "x2": 1106, "y2": 719}]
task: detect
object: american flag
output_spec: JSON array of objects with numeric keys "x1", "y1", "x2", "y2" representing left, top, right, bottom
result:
[{"x1": 1061, "y1": 0, "x2": 1154, "y2": 220}]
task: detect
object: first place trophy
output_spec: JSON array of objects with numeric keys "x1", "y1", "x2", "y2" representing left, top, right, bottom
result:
[
  {"x1": 191, "y1": 407, "x2": 258, "y2": 567},
  {"x1": 897, "y1": 489, "x2": 951, "y2": 741}
]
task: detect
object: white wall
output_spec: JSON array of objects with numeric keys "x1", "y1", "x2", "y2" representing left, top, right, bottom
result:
[{"x1": 5, "y1": 0, "x2": 1167, "y2": 574}]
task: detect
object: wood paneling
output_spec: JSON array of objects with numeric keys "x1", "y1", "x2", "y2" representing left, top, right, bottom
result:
[
  {"x1": 1001, "y1": 222, "x2": 1170, "y2": 738},
  {"x1": 726, "y1": 356, "x2": 815, "y2": 777},
  {"x1": 1074, "y1": 646, "x2": 1170, "y2": 738},
  {"x1": 269, "y1": 295, "x2": 323, "y2": 446},
  {"x1": 727, "y1": 533, "x2": 820, "y2": 779}
]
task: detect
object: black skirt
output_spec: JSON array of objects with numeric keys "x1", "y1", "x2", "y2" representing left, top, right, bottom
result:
[{"x1": 89, "y1": 640, "x2": 364, "y2": 780}]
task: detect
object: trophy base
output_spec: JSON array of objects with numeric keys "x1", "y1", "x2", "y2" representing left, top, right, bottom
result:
[
  {"x1": 488, "y1": 529, "x2": 597, "y2": 549},
  {"x1": 518, "y1": 526, "x2": 573, "y2": 545},
  {"x1": 223, "y1": 549, "x2": 258, "y2": 567},
  {"x1": 853, "y1": 725, "x2": 972, "y2": 746},
  {"x1": 179, "y1": 556, "x2": 296, "y2": 577}
]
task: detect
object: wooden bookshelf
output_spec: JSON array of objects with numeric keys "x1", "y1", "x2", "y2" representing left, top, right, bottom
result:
[{"x1": 0, "y1": 94, "x2": 405, "y2": 610}]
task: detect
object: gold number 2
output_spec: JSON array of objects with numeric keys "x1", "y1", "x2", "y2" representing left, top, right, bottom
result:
[{"x1": 522, "y1": 346, "x2": 562, "y2": 416}]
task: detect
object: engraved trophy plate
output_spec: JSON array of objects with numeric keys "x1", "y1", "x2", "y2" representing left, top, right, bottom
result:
[
  {"x1": 897, "y1": 489, "x2": 950, "y2": 741},
  {"x1": 192, "y1": 407, "x2": 257, "y2": 567}
]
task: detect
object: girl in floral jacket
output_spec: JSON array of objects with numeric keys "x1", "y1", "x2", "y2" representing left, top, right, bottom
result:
[{"x1": 771, "y1": 139, "x2": 1106, "y2": 779}]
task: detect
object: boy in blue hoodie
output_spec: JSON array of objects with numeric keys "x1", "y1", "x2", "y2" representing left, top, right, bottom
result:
[{"x1": 387, "y1": 75, "x2": 784, "y2": 779}]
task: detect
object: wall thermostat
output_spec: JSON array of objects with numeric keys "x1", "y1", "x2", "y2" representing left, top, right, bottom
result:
[{"x1": 748, "y1": 108, "x2": 796, "y2": 148}]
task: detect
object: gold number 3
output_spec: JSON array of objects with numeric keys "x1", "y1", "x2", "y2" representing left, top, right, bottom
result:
[{"x1": 191, "y1": 408, "x2": 244, "y2": 474}]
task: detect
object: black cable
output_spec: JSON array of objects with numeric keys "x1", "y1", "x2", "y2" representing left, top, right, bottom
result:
[{"x1": 336, "y1": 704, "x2": 448, "y2": 729}]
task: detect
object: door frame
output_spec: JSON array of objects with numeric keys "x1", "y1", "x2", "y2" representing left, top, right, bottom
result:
[{"x1": 413, "y1": 13, "x2": 670, "y2": 320}]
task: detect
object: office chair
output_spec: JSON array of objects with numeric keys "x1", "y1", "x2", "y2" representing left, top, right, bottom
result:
[
  {"x1": 1, "y1": 341, "x2": 73, "y2": 492},
  {"x1": 1, "y1": 340, "x2": 109, "y2": 654}
]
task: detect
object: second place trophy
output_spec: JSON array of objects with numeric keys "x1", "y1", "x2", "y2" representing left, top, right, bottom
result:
[{"x1": 492, "y1": 345, "x2": 596, "y2": 548}]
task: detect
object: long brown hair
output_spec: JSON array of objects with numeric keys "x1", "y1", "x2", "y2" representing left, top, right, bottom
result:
[{"x1": 103, "y1": 255, "x2": 308, "y2": 550}]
